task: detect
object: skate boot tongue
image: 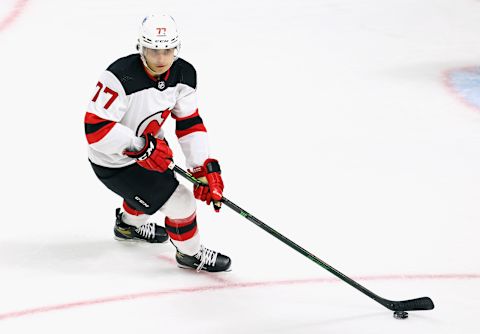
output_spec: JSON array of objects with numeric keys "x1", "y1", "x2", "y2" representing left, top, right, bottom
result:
[
  {"x1": 135, "y1": 223, "x2": 156, "y2": 240},
  {"x1": 195, "y1": 245, "x2": 219, "y2": 272}
]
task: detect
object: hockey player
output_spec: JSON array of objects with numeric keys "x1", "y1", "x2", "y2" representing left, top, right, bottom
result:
[{"x1": 84, "y1": 14, "x2": 231, "y2": 272}]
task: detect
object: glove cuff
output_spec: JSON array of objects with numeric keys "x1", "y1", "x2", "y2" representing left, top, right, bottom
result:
[
  {"x1": 190, "y1": 159, "x2": 221, "y2": 178},
  {"x1": 204, "y1": 158, "x2": 221, "y2": 174},
  {"x1": 124, "y1": 134, "x2": 154, "y2": 159}
]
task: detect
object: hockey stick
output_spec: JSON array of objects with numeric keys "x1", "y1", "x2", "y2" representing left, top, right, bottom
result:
[{"x1": 169, "y1": 163, "x2": 434, "y2": 313}]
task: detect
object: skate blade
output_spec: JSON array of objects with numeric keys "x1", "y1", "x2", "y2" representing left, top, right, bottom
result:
[
  {"x1": 114, "y1": 236, "x2": 145, "y2": 243},
  {"x1": 177, "y1": 264, "x2": 232, "y2": 273},
  {"x1": 113, "y1": 236, "x2": 169, "y2": 244}
]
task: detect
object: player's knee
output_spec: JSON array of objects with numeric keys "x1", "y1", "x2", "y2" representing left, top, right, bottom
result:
[{"x1": 160, "y1": 184, "x2": 196, "y2": 219}]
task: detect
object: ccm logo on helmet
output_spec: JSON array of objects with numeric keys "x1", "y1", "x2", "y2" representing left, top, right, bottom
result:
[{"x1": 156, "y1": 27, "x2": 167, "y2": 35}]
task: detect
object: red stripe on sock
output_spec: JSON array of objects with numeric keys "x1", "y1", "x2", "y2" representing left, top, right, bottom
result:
[
  {"x1": 165, "y1": 212, "x2": 196, "y2": 227},
  {"x1": 167, "y1": 227, "x2": 197, "y2": 241},
  {"x1": 165, "y1": 212, "x2": 197, "y2": 241},
  {"x1": 123, "y1": 201, "x2": 145, "y2": 216}
]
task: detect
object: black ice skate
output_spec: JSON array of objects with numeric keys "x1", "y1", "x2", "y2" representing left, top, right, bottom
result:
[
  {"x1": 114, "y1": 208, "x2": 169, "y2": 243},
  {"x1": 176, "y1": 245, "x2": 231, "y2": 272}
]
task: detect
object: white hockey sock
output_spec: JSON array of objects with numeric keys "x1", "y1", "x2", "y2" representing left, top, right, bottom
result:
[
  {"x1": 122, "y1": 210, "x2": 150, "y2": 228},
  {"x1": 171, "y1": 231, "x2": 201, "y2": 256},
  {"x1": 165, "y1": 212, "x2": 200, "y2": 256},
  {"x1": 121, "y1": 201, "x2": 150, "y2": 227},
  {"x1": 160, "y1": 184, "x2": 200, "y2": 255}
]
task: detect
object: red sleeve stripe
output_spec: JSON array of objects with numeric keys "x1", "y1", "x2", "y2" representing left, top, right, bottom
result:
[
  {"x1": 85, "y1": 112, "x2": 111, "y2": 124},
  {"x1": 174, "y1": 109, "x2": 207, "y2": 138},
  {"x1": 175, "y1": 123, "x2": 207, "y2": 139},
  {"x1": 84, "y1": 112, "x2": 116, "y2": 144},
  {"x1": 86, "y1": 122, "x2": 116, "y2": 144}
]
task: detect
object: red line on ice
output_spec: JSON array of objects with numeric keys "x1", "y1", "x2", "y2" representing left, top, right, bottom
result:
[
  {"x1": 0, "y1": 0, "x2": 29, "y2": 33},
  {"x1": 0, "y1": 273, "x2": 479, "y2": 321}
]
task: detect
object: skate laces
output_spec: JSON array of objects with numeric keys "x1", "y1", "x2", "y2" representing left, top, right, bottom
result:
[
  {"x1": 135, "y1": 223, "x2": 155, "y2": 240},
  {"x1": 195, "y1": 245, "x2": 218, "y2": 272}
]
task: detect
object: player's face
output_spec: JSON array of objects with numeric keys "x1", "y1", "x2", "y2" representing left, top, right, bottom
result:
[{"x1": 143, "y1": 47, "x2": 176, "y2": 74}]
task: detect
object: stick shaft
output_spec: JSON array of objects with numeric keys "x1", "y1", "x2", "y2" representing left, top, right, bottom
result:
[{"x1": 170, "y1": 163, "x2": 434, "y2": 311}]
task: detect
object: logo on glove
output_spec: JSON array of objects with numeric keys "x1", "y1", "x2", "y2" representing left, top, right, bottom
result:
[{"x1": 138, "y1": 141, "x2": 155, "y2": 161}]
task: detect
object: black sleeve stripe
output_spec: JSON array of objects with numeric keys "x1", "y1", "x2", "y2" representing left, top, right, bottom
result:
[
  {"x1": 176, "y1": 116, "x2": 204, "y2": 131},
  {"x1": 85, "y1": 120, "x2": 114, "y2": 135}
]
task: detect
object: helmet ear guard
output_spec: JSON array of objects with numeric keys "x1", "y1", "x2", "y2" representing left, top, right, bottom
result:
[{"x1": 173, "y1": 42, "x2": 181, "y2": 59}]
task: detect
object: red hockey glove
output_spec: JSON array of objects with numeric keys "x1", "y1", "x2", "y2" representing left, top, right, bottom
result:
[
  {"x1": 124, "y1": 133, "x2": 173, "y2": 173},
  {"x1": 190, "y1": 159, "x2": 224, "y2": 212}
]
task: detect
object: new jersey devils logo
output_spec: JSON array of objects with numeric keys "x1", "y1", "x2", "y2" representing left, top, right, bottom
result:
[{"x1": 136, "y1": 108, "x2": 172, "y2": 137}]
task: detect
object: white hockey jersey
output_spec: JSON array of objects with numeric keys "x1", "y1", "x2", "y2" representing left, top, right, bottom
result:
[{"x1": 85, "y1": 54, "x2": 209, "y2": 169}]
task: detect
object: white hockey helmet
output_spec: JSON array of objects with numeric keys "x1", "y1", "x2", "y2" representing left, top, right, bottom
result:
[{"x1": 138, "y1": 14, "x2": 180, "y2": 50}]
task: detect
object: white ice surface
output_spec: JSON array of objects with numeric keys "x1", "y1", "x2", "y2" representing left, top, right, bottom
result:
[{"x1": 0, "y1": 0, "x2": 479, "y2": 333}]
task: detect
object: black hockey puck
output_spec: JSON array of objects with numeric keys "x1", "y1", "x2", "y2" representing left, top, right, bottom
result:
[{"x1": 393, "y1": 311, "x2": 408, "y2": 319}]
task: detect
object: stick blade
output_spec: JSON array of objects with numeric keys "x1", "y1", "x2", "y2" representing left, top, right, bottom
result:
[{"x1": 386, "y1": 297, "x2": 434, "y2": 311}]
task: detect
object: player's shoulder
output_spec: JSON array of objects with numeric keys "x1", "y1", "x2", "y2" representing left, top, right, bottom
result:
[
  {"x1": 170, "y1": 58, "x2": 197, "y2": 89},
  {"x1": 105, "y1": 54, "x2": 151, "y2": 95},
  {"x1": 107, "y1": 54, "x2": 142, "y2": 76}
]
